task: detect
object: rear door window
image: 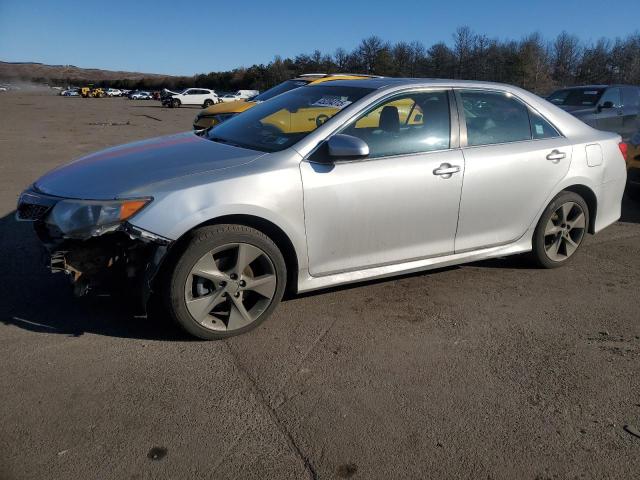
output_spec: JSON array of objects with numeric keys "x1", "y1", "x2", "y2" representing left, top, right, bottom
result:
[{"x1": 459, "y1": 90, "x2": 532, "y2": 146}]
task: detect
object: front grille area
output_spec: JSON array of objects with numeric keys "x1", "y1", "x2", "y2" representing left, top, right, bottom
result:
[
  {"x1": 16, "y1": 191, "x2": 58, "y2": 222},
  {"x1": 17, "y1": 202, "x2": 51, "y2": 221}
]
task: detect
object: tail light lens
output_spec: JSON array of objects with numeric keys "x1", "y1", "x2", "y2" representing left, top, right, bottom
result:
[{"x1": 619, "y1": 142, "x2": 628, "y2": 162}]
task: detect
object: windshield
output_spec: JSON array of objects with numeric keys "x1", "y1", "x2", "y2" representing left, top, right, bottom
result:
[
  {"x1": 206, "y1": 85, "x2": 373, "y2": 152},
  {"x1": 253, "y1": 79, "x2": 310, "y2": 102},
  {"x1": 548, "y1": 88, "x2": 605, "y2": 107}
]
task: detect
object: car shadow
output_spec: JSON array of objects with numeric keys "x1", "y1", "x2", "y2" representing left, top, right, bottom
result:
[
  {"x1": 0, "y1": 211, "x2": 190, "y2": 341},
  {"x1": 620, "y1": 189, "x2": 640, "y2": 224}
]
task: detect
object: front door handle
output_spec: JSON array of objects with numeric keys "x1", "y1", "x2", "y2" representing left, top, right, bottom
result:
[
  {"x1": 433, "y1": 163, "x2": 461, "y2": 179},
  {"x1": 546, "y1": 150, "x2": 566, "y2": 162}
]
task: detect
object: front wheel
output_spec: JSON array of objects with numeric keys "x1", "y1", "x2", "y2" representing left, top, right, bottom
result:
[
  {"x1": 171, "y1": 99, "x2": 181, "y2": 108},
  {"x1": 203, "y1": 99, "x2": 214, "y2": 108},
  {"x1": 532, "y1": 191, "x2": 589, "y2": 268},
  {"x1": 164, "y1": 225, "x2": 287, "y2": 340}
]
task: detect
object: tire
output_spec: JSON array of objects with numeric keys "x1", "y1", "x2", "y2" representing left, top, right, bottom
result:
[
  {"x1": 164, "y1": 224, "x2": 287, "y2": 340},
  {"x1": 203, "y1": 99, "x2": 214, "y2": 108},
  {"x1": 532, "y1": 191, "x2": 589, "y2": 269},
  {"x1": 172, "y1": 99, "x2": 181, "y2": 108}
]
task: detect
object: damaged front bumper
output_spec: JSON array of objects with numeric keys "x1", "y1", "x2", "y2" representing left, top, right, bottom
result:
[{"x1": 17, "y1": 190, "x2": 173, "y2": 312}]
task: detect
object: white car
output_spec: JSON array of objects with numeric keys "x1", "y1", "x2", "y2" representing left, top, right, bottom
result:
[
  {"x1": 219, "y1": 93, "x2": 242, "y2": 103},
  {"x1": 166, "y1": 88, "x2": 219, "y2": 108},
  {"x1": 105, "y1": 88, "x2": 123, "y2": 97},
  {"x1": 219, "y1": 90, "x2": 260, "y2": 103},
  {"x1": 129, "y1": 91, "x2": 152, "y2": 100}
]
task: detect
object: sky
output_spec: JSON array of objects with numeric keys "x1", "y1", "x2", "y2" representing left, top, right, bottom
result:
[{"x1": 0, "y1": 0, "x2": 638, "y2": 76}]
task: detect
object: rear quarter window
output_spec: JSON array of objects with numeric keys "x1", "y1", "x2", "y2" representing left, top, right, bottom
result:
[{"x1": 530, "y1": 111, "x2": 561, "y2": 140}]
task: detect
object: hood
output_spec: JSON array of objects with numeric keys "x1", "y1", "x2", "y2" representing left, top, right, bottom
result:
[
  {"x1": 555, "y1": 104, "x2": 595, "y2": 116},
  {"x1": 199, "y1": 100, "x2": 256, "y2": 116},
  {"x1": 35, "y1": 132, "x2": 265, "y2": 199}
]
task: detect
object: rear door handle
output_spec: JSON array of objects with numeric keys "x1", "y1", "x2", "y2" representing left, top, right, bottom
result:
[
  {"x1": 546, "y1": 150, "x2": 566, "y2": 162},
  {"x1": 433, "y1": 163, "x2": 461, "y2": 178}
]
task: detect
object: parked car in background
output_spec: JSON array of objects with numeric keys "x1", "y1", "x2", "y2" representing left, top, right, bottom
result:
[
  {"x1": 237, "y1": 89, "x2": 259, "y2": 99},
  {"x1": 547, "y1": 85, "x2": 640, "y2": 140},
  {"x1": 17, "y1": 78, "x2": 626, "y2": 339},
  {"x1": 129, "y1": 90, "x2": 152, "y2": 100},
  {"x1": 219, "y1": 93, "x2": 243, "y2": 103},
  {"x1": 157, "y1": 88, "x2": 180, "y2": 101},
  {"x1": 60, "y1": 88, "x2": 80, "y2": 96},
  {"x1": 193, "y1": 74, "x2": 379, "y2": 130},
  {"x1": 163, "y1": 88, "x2": 219, "y2": 108},
  {"x1": 105, "y1": 88, "x2": 123, "y2": 97},
  {"x1": 626, "y1": 132, "x2": 640, "y2": 195},
  {"x1": 219, "y1": 90, "x2": 260, "y2": 103}
]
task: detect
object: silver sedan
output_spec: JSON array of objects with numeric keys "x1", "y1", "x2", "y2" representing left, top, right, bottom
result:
[{"x1": 18, "y1": 78, "x2": 627, "y2": 339}]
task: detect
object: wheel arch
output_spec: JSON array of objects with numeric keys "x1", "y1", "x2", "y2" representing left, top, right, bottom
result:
[
  {"x1": 562, "y1": 184, "x2": 598, "y2": 234},
  {"x1": 167, "y1": 214, "x2": 300, "y2": 295}
]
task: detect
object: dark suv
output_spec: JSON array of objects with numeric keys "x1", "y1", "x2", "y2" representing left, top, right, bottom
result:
[{"x1": 547, "y1": 85, "x2": 640, "y2": 140}]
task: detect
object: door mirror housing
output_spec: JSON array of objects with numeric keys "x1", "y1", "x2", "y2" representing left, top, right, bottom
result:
[
  {"x1": 327, "y1": 134, "x2": 370, "y2": 159},
  {"x1": 598, "y1": 101, "x2": 614, "y2": 112}
]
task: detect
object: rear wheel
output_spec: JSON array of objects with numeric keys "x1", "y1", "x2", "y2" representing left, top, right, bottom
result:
[
  {"x1": 165, "y1": 225, "x2": 287, "y2": 340},
  {"x1": 532, "y1": 191, "x2": 589, "y2": 268}
]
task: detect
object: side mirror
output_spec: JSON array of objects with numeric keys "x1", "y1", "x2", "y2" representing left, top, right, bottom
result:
[
  {"x1": 597, "y1": 101, "x2": 614, "y2": 112},
  {"x1": 327, "y1": 134, "x2": 369, "y2": 159}
]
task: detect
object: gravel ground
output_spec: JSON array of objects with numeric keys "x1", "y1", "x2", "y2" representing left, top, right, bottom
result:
[{"x1": 1, "y1": 91, "x2": 639, "y2": 480}]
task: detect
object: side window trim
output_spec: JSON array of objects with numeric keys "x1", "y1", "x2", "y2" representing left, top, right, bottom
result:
[{"x1": 454, "y1": 88, "x2": 563, "y2": 148}]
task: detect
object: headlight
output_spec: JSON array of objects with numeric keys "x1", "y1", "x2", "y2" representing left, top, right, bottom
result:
[{"x1": 47, "y1": 197, "x2": 151, "y2": 238}]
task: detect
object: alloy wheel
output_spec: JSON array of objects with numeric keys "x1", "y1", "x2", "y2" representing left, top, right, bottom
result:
[
  {"x1": 543, "y1": 201, "x2": 586, "y2": 262},
  {"x1": 184, "y1": 243, "x2": 277, "y2": 332}
]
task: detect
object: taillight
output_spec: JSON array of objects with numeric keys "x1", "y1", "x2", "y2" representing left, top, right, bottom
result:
[{"x1": 619, "y1": 142, "x2": 628, "y2": 162}]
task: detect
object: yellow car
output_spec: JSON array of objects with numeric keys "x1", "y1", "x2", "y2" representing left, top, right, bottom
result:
[
  {"x1": 193, "y1": 74, "x2": 379, "y2": 130},
  {"x1": 259, "y1": 96, "x2": 423, "y2": 134}
]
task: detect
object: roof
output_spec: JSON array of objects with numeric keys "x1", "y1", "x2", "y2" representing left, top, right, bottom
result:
[
  {"x1": 553, "y1": 84, "x2": 637, "y2": 90},
  {"x1": 307, "y1": 77, "x2": 527, "y2": 91}
]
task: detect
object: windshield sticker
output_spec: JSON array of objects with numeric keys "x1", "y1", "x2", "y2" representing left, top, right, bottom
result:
[
  {"x1": 535, "y1": 124, "x2": 544, "y2": 135},
  {"x1": 584, "y1": 91, "x2": 599, "y2": 95},
  {"x1": 311, "y1": 96, "x2": 353, "y2": 109}
]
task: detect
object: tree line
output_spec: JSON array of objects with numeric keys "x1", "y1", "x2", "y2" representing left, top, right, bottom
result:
[{"x1": 60, "y1": 28, "x2": 640, "y2": 94}]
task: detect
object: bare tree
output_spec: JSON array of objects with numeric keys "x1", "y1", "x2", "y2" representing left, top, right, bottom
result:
[
  {"x1": 552, "y1": 31, "x2": 582, "y2": 86},
  {"x1": 392, "y1": 41, "x2": 412, "y2": 76},
  {"x1": 334, "y1": 48, "x2": 349, "y2": 71},
  {"x1": 453, "y1": 26, "x2": 476, "y2": 78},
  {"x1": 356, "y1": 36, "x2": 389, "y2": 74},
  {"x1": 519, "y1": 33, "x2": 553, "y2": 92}
]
